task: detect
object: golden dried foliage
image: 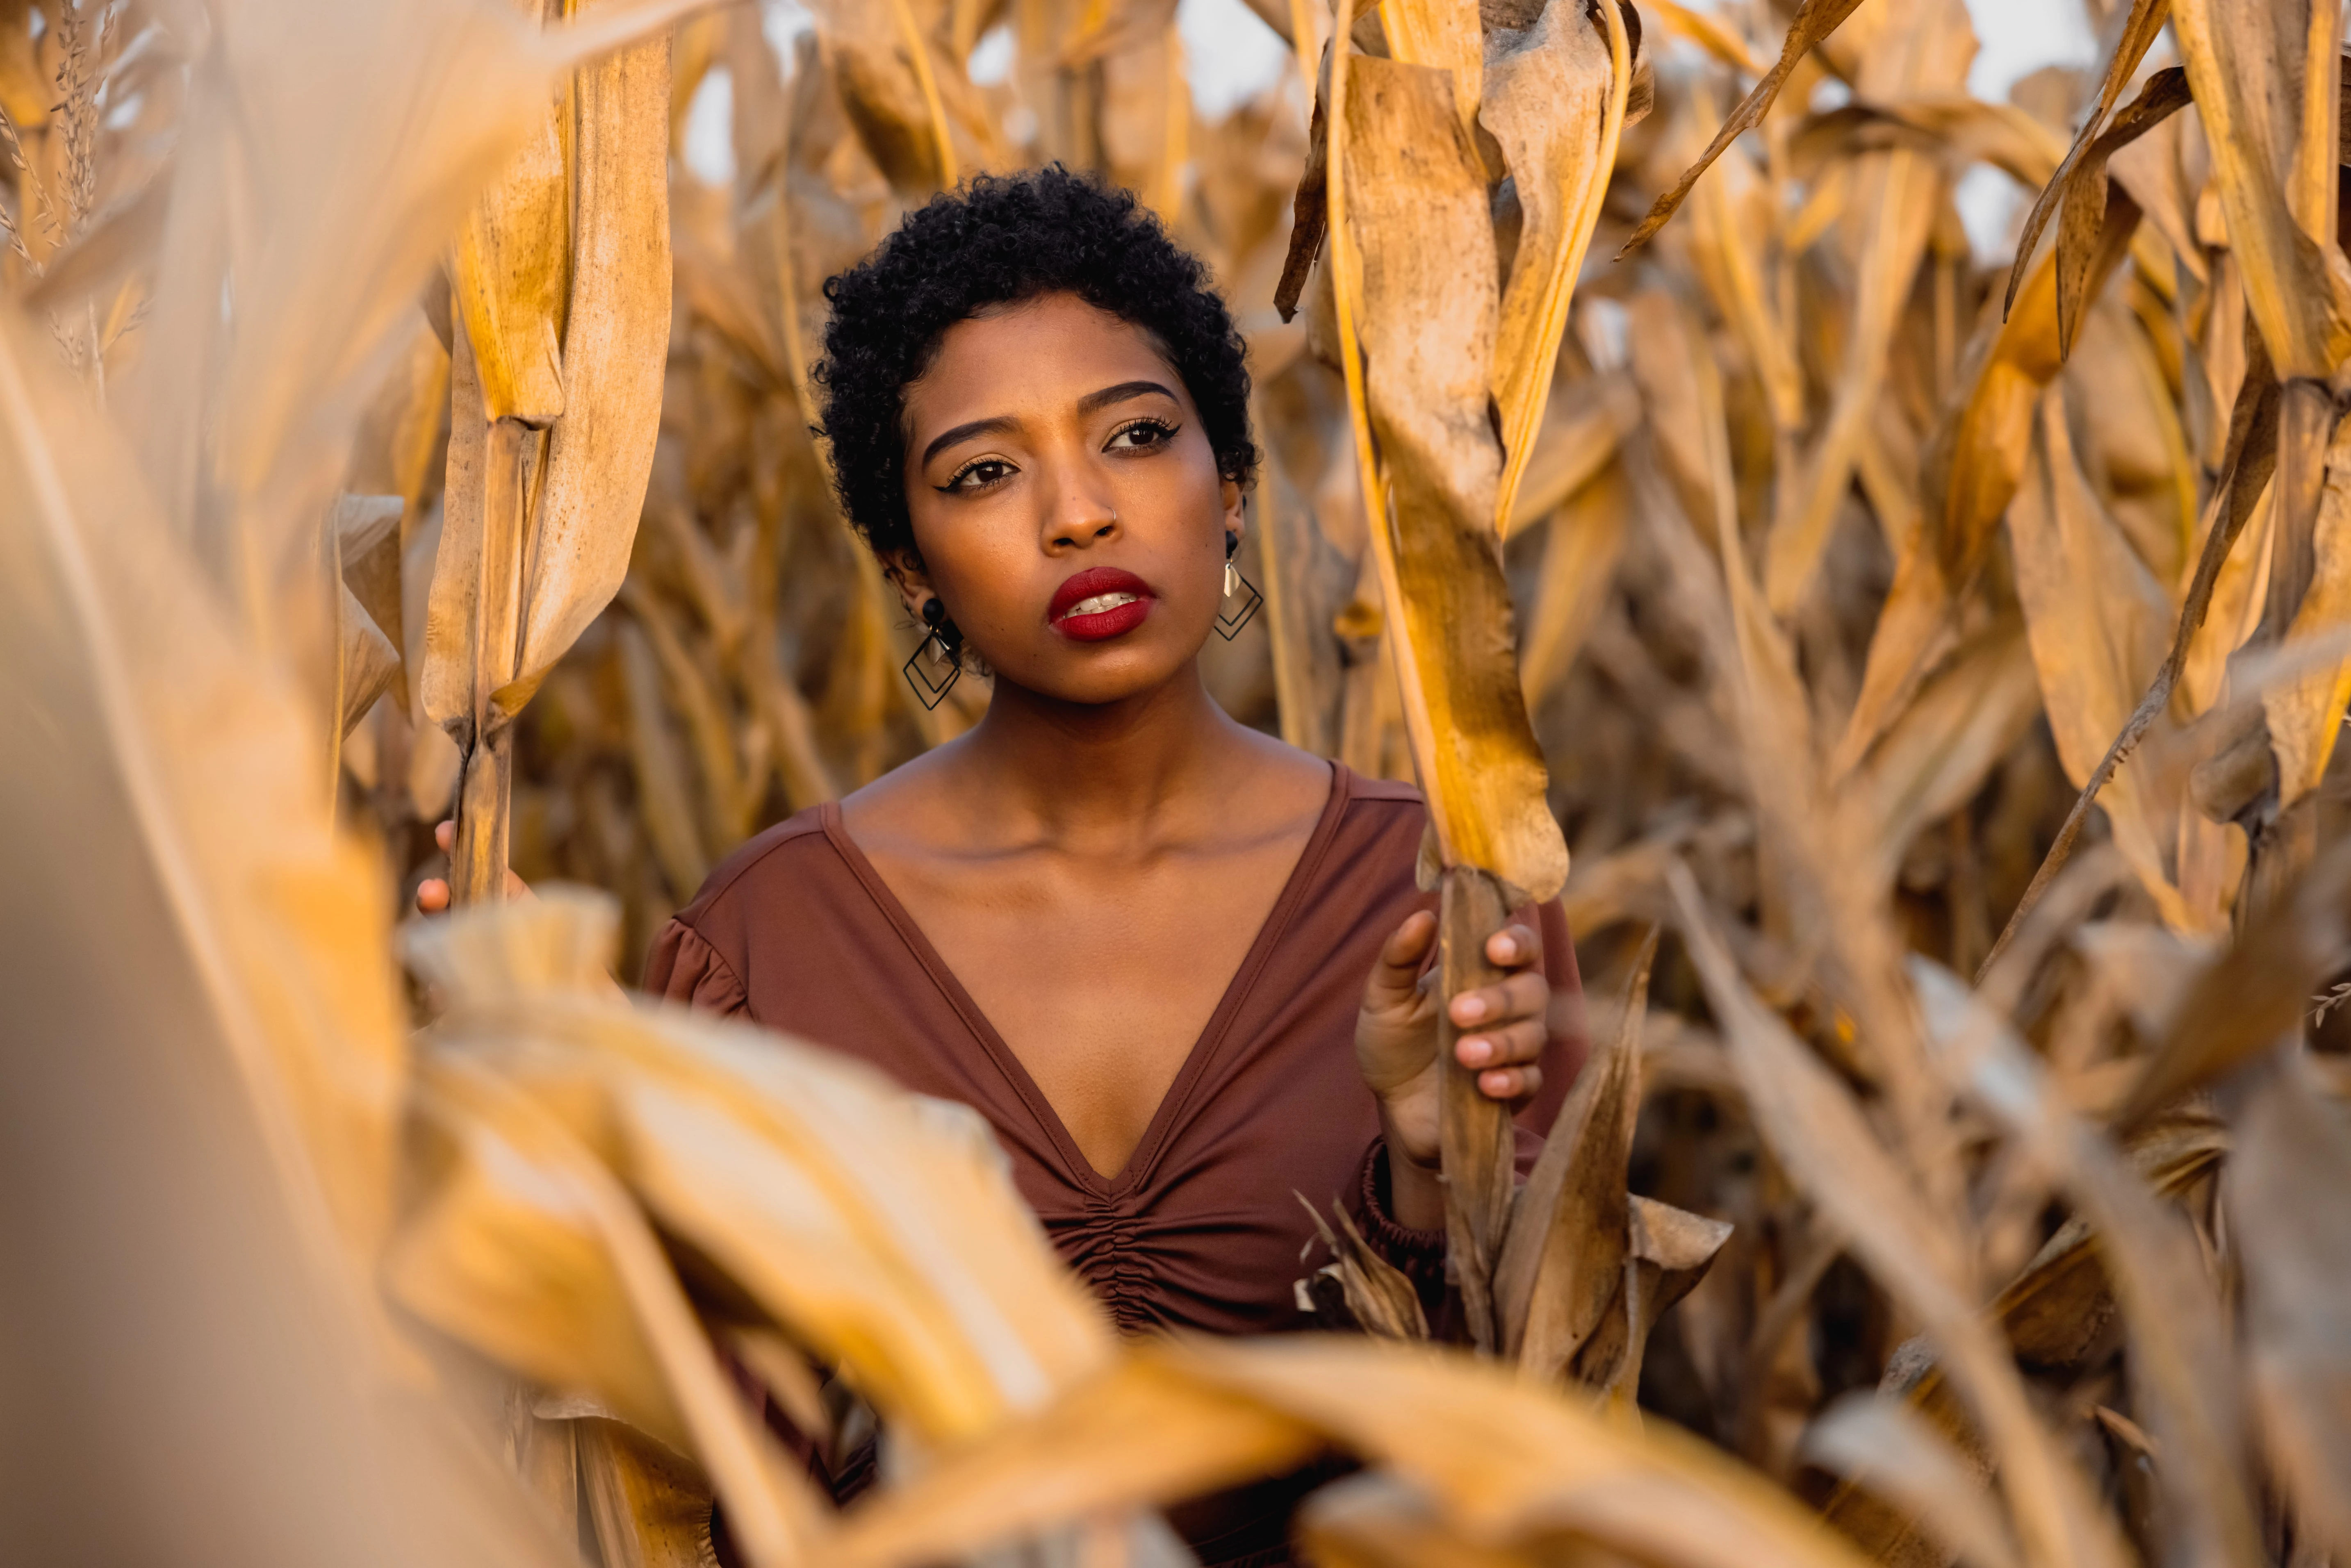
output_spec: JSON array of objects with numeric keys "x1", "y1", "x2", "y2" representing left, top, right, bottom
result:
[{"x1": 9, "y1": 0, "x2": 2351, "y2": 1566}]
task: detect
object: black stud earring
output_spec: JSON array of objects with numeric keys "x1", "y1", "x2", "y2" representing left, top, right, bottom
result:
[
  {"x1": 902, "y1": 596, "x2": 963, "y2": 709},
  {"x1": 1216, "y1": 532, "x2": 1262, "y2": 640}
]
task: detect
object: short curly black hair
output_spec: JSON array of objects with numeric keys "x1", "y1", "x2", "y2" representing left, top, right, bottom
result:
[{"x1": 812, "y1": 165, "x2": 1258, "y2": 560}]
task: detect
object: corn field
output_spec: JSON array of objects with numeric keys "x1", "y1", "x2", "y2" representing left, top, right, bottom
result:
[{"x1": 4, "y1": 0, "x2": 2351, "y2": 1564}]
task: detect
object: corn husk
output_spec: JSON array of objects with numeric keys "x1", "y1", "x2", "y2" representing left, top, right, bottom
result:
[{"x1": 422, "y1": 2, "x2": 674, "y2": 905}]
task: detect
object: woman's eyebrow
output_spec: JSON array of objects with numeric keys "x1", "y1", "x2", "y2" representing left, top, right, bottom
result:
[
  {"x1": 1078, "y1": 379, "x2": 1180, "y2": 415},
  {"x1": 919, "y1": 380, "x2": 1178, "y2": 466},
  {"x1": 920, "y1": 414, "x2": 1019, "y2": 467}
]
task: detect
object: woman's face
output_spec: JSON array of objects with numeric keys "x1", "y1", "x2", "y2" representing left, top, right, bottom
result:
[{"x1": 894, "y1": 291, "x2": 1244, "y2": 705}]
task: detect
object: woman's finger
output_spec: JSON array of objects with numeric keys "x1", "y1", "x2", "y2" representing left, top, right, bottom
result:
[
  {"x1": 1364, "y1": 908, "x2": 1437, "y2": 1010},
  {"x1": 416, "y1": 871, "x2": 534, "y2": 913},
  {"x1": 1482, "y1": 922, "x2": 1542, "y2": 970},
  {"x1": 1454, "y1": 1018, "x2": 1545, "y2": 1071},
  {"x1": 1476, "y1": 1065, "x2": 1541, "y2": 1102},
  {"x1": 1447, "y1": 970, "x2": 1549, "y2": 1029},
  {"x1": 434, "y1": 819, "x2": 454, "y2": 853}
]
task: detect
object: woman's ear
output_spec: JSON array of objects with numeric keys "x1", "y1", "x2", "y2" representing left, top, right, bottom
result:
[
  {"x1": 1220, "y1": 476, "x2": 1245, "y2": 541},
  {"x1": 878, "y1": 549, "x2": 935, "y2": 620}
]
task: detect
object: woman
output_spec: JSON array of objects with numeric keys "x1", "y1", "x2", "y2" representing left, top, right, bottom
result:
[{"x1": 428, "y1": 166, "x2": 1584, "y2": 1565}]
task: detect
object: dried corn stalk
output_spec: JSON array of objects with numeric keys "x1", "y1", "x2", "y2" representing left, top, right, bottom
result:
[
  {"x1": 424, "y1": 2, "x2": 673, "y2": 905},
  {"x1": 22, "y1": 2, "x2": 2351, "y2": 1566}
]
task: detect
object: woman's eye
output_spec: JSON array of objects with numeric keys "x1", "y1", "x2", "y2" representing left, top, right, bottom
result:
[
  {"x1": 943, "y1": 458, "x2": 1016, "y2": 492},
  {"x1": 1106, "y1": 419, "x2": 1177, "y2": 452}
]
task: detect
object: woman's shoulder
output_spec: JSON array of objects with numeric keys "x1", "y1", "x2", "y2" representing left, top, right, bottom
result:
[
  {"x1": 672, "y1": 802, "x2": 855, "y2": 933},
  {"x1": 1310, "y1": 762, "x2": 1431, "y2": 899},
  {"x1": 644, "y1": 802, "x2": 868, "y2": 1008},
  {"x1": 1328, "y1": 763, "x2": 1427, "y2": 839},
  {"x1": 1335, "y1": 765, "x2": 1425, "y2": 812}
]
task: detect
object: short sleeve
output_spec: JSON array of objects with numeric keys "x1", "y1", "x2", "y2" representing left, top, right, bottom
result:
[{"x1": 643, "y1": 917, "x2": 750, "y2": 1018}]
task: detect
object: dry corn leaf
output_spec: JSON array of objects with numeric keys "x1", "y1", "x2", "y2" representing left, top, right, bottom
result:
[
  {"x1": 1297, "y1": 1473, "x2": 1544, "y2": 1568},
  {"x1": 1383, "y1": 0, "x2": 1483, "y2": 149},
  {"x1": 1337, "y1": 51, "x2": 1571, "y2": 897},
  {"x1": 1848, "y1": 622, "x2": 2041, "y2": 885},
  {"x1": 1171, "y1": 1337, "x2": 1874, "y2": 1566},
  {"x1": 1493, "y1": 926, "x2": 1654, "y2": 1377},
  {"x1": 1981, "y1": 316, "x2": 2280, "y2": 971},
  {"x1": 2006, "y1": 394, "x2": 2188, "y2": 926},
  {"x1": 389, "y1": 1055, "x2": 822, "y2": 1568},
  {"x1": 1056, "y1": 0, "x2": 1181, "y2": 69},
  {"x1": 1481, "y1": 0, "x2": 1628, "y2": 533},
  {"x1": 2013, "y1": 68, "x2": 2193, "y2": 362},
  {"x1": 408, "y1": 892, "x2": 1114, "y2": 1449},
  {"x1": 843, "y1": 1336, "x2": 1889, "y2": 1568},
  {"x1": 0, "y1": 358, "x2": 567, "y2": 1557},
  {"x1": 617, "y1": 614, "x2": 715, "y2": 902},
  {"x1": 1503, "y1": 366, "x2": 1637, "y2": 535},
  {"x1": 1517, "y1": 460, "x2": 1628, "y2": 712},
  {"x1": 1819, "y1": 1110, "x2": 2230, "y2": 1550},
  {"x1": 510, "y1": 12, "x2": 674, "y2": 701},
  {"x1": 1828, "y1": 527, "x2": 1962, "y2": 780},
  {"x1": 1929, "y1": 192, "x2": 2140, "y2": 595},
  {"x1": 1617, "y1": 0, "x2": 1872, "y2": 256},
  {"x1": 1677, "y1": 76, "x2": 1805, "y2": 435},
  {"x1": 2000, "y1": 0, "x2": 2174, "y2": 321},
  {"x1": 1763, "y1": 0, "x2": 1973, "y2": 614},
  {"x1": 578, "y1": 1416, "x2": 727, "y2": 1568},
  {"x1": 624, "y1": 583, "x2": 759, "y2": 847},
  {"x1": 811, "y1": 0, "x2": 961, "y2": 196},
  {"x1": 2259, "y1": 407, "x2": 2351, "y2": 805},
  {"x1": 1666, "y1": 862, "x2": 2132, "y2": 1568},
  {"x1": 2225, "y1": 1049, "x2": 2351, "y2": 1562},
  {"x1": 453, "y1": 85, "x2": 570, "y2": 426},
  {"x1": 332, "y1": 494, "x2": 408, "y2": 744},
  {"x1": 1645, "y1": 0, "x2": 1767, "y2": 75},
  {"x1": 1912, "y1": 958, "x2": 2264, "y2": 1568},
  {"x1": 1802, "y1": 1391, "x2": 2021, "y2": 1568},
  {"x1": 422, "y1": 5, "x2": 673, "y2": 904},
  {"x1": 1299, "y1": 1194, "x2": 1433, "y2": 1340},
  {"x1": 832, "y1": 1353, "x2": 1321, "y2": 1567},
  {"x1": 2116, "y1": 835, "x2": 2351, "y2": 1129},
  {"x1": 389, "y1": 1059, "x2": 699, "y2": 1454},
  {"x1": 2168, "y1": 0, "x2": 2351, "y2": 378}
]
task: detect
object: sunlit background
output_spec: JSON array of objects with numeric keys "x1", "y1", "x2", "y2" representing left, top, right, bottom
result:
[{"x1": 684, "y1": 0, "x2": 2098, "y2": 261}]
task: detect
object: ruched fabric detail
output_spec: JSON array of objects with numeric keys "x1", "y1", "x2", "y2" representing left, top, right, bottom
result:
[
  {"x1": 646, "y1": 763, "x2": 1588, "y2": 1565},
  {"x1": 1063, "y1": 1193, "x2": 1153, "y2": 1332}
]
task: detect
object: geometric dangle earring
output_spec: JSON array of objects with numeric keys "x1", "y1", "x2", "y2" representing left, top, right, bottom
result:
[
  {"x1": 902, "y1": 596, "x2": 964, "y2": 709},
  {"x1": 1215, "y1": 530, "x2": 1263, "y2": 639}
]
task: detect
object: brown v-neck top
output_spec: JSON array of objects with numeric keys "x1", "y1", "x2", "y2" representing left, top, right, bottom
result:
[{"x1": 644, "y1": 762, "x2": 1587, "y2": 1339}]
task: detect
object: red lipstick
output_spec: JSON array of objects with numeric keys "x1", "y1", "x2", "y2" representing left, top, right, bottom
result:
[{"x1": 1049, "y1": 566, "x2": 1156, "y2": 642}]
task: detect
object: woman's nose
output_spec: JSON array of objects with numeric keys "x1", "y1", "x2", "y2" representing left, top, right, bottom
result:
[{"x1": 1041, "y1": 466, "x2": 1119, "y2": 550}]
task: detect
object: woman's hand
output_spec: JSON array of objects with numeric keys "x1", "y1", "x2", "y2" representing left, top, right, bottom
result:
[
  {"x1": 1355, "y1": 909, "x2": 1549, "y2": 1229},
  {"x1": 414, "y1": 820, "x2": 532, "y2": 913}
]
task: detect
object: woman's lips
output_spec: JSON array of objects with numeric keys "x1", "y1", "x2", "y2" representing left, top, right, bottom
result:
[{"x1": 1050, "y1": 567, "x2": 1156, "y2": 642}]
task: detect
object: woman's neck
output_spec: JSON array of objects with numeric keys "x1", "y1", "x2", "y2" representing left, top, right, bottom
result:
[{"x1": 948, "y1": 662, "x2": 1257, "y2": 843}]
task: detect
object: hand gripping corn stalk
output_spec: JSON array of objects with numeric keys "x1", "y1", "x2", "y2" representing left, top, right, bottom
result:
[
  {"x1": 1309, "y1": 0, "x2": 1629, "y2": 1349},
  {"x1": 422, "y1": 0, "x2": 673, "y2": 905}
]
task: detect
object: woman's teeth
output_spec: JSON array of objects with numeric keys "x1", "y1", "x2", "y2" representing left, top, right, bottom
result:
[{"x1": 1063, "y1": 592, "x2": 1139, "y2": 618}]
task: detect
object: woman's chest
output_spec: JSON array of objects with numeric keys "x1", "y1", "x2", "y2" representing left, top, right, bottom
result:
[{"x1": 868, "y1": 845, "x2": 1312, "y2": 1179}]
